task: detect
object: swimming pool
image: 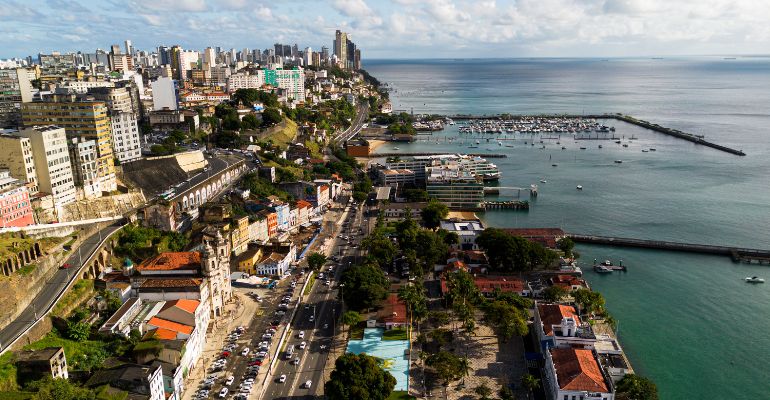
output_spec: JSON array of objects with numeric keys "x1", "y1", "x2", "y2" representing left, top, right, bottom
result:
[{"x1": 346, "y1": 328, "x2": 410, "y2": 391}]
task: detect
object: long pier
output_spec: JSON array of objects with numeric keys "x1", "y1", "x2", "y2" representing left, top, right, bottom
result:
[
  {"x1": 374, "y1": 152, "x2": 507, "y2": 158},
  {"x1": 568, "y1": 234, "x2": 770, "y2": 263},
  {"x1": 445, "y1": 113, "x2": 746, "y2": 156}
]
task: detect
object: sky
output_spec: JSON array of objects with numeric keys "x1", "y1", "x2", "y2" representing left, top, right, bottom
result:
[{"x1": 1, "y1": 0, "x2": 769, "y2": 59}]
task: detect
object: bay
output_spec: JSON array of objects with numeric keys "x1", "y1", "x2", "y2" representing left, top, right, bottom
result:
[{"x1": 365, "y1": 57, "x2": 770, "y2": 399}]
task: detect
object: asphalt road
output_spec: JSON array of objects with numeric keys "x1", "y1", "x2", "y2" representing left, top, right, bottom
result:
[
  {"x1": 0, "y1": 222, "x2": 124, "y2": 351},
  {"x1": 262, "y1": 196, "x2": 372, "y2": 399},
  {"x1": 335, "y1": 104, "x2": 369, "y2": 143}
]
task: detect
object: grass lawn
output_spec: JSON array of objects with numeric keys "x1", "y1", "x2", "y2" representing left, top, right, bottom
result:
[
  {"x1": 382, "y1": 328, "x2": 409, "y2": 341},
  {"x1": 304, "y1": 273, "x2": 316, "y2": 296},
  {"x1": 0, "y1": 352, "x2": 18, "y2": 391},
  {"x1": 15, "y1": 264, "x2": 37, "y2": 276},
  {"x1": 264, "y1": 119, "x2": 298, "y2": 150},
  {"x1": 349, "y1": 322, "x2": 365, "y2": 340},
  {"x1": 387, "y1": 390, "x2": 415, "y2": 400},
  {"x1": 0, "y1": 391, "x2": 34, "y2": 400},
  {"x1": 52, "y1": 279, "x2": 94, "y2": 318}
]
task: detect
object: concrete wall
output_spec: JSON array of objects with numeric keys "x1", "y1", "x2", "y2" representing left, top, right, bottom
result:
[
  {"x1": 58, "y1": 191, "x2": 145, "y2": 222},
  {"x1": 0, "y1": 222, "x2": 106, "y2": 331},
  {"x1": 173, "y1": 150, "x2": 207, "y2": 173}
]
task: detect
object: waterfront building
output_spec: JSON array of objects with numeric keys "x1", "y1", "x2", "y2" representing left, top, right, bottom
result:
[
  {"x1": 0, "y1": 132, "x2": 38, "y2": 193},
  {"x1": 151, "y1": 77, "x2": 178, "y2": 111},
  {"x1": 0, "y1": 170, "x2": 34, "y2": 227},
  {"x1": 439, "y1": 218, "x2": 485, "y2": 249},
  {"x1": 378, "y1": 169, "x2": 416, "y2": 187},
  {"x1": 18, "y1": 126, "x2": 76, "y2": 207},
  {"x1": 0, "y1": 68, "x2": 33, "y2": 128},
  {"x1": 544, "y1": 347, "x2": 615, "y2": 400},
  {"x1": 21, "y1": 95, "x2": 117, "y2": 193},
  {"x1": 426, "y1": 163, "x2": 484, "y2": 209}
]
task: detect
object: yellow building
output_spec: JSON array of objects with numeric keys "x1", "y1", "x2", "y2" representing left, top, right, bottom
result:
[
  {"x1": 21, "y1": 95, "x2": 117, "y2": 193},
  {"x1": 237, "y1": 247, "x2": 263, "y2": 276}
]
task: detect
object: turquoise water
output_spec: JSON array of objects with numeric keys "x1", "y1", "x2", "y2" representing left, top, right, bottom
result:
[
  {"x1": 346, "y1": 328, "x2": 410, "y2": 391},
  {"x1": 366, "y1": 58, "x2": 770, "y2": 399}
]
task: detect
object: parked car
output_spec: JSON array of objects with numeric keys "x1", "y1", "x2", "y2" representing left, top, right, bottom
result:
[{"x1": 279, "y1": 374, "x2": 287, "y2": 383}]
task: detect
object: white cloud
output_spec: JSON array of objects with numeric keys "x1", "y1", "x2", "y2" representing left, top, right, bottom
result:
[
  {"x1": 330, "y1": 0, "x2": 375, "y2": 18},
  {"x1": 128, "y1": 0, "x2": 206, "y2": 12},
  {"x1": 254, "y1": 5, "x2": 273, "y2": 20}
]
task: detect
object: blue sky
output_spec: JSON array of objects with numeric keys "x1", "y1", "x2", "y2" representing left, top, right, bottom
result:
[{"x1": 1, "y1": 0, "x2": 769, "y2": 59}]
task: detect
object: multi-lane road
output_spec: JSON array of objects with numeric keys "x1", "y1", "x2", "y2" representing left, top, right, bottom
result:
[
  {"x1": 261, "y1": 195, "x2": 372, "y2": 399},
  {"x1": 0, "y1": 222, "x2": 125, "y2": 353},
  {"x1": 334, "y1": 104, "x2": 369, "y2": 143}
]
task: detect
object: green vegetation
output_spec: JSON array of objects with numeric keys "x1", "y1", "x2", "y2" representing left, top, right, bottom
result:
[
  {"x1": 349, "y1": 322, "x2": 365, "y2": 340},
  {"x1": 402, "y1": 188, "x2": 429, "y2": 202},
  {"x1": 425, "y1": 351, "x2": 469, "y2": 388},
  {"x1": 114, "y1": 224, "x2": 189, "y2": 263},
  {"x1": 304, "y1": 273, "x2": 316, "y2": 296},
  {"x1": 382, "y1": 328, "x2": 408, "y2": 341},
  {"x1": 307, "y1": 252, "x2": 327, "y2": 271},
  {"x1": 325, "y1": 353, "x2": 396, "y2": 400},
  {"x1": 340, "y1": 262, "x2": 389, "y2": 312},
  {"x1": 51, "y1": 280, "x2": 94, "y2": 318},
  {"x1": 232, "y1": 88, "x2": 279, "y2": 108},
  {"x1": 341, "y1": 311, "x2": 362, "y2": 335},
  {"x1": 263, "y1": 119, "x2": 298, "y2": 150},
  {"x1": 475, "y1": 228, "x2": 558, "y2": 272},
  {"x1": 557, "y1": 237, "x2": 576, "y2": 258},
  {"x1": 573, "y1": 288, "x2": 606, "y2": 316},
  {"x1": 398, "y1": 283, "x2": 428, "y2": 323},
  {"x1": 521, "y1": 373, "x2": 541, "y2": 400},
  {"x1": 16, "y1": 264, "x2": 37, "y2": 276},
  {"x1": 386, "y1": 391, "x2": 415, "y2": 400},
  {"x1": 240, "y1": 172, "x2": 292, "y2": 201},
  {"x1": 542, "y1": 285, "x2": 569, "y2": 302},
  {"x1": 616, "y1": 374, "x2": 659, "y2": 400},
  {"x1": 0, "y1": 352, "x2": 18, "y2": 391},
  {"x1": 421, "y1": 199, "x2": 448, "y2": 230},
  {"x1": 24, "y1": 331, "x2": 111, "y2": 372}
]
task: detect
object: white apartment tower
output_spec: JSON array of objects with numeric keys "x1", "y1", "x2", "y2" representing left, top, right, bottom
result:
[
  {"x1": 19, "y1": 126, "x2": 76, "y2": 207},
  {"x1": 151, "y1": 77, "x2": 178, "y2": 110}
]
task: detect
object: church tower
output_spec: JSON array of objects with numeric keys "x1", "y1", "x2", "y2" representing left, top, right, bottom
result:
[{"x1": 201, "y1": 230, "x2": 232, "y2": 317}]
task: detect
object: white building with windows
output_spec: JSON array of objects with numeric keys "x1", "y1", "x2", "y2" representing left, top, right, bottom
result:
[
  {"x1": 110, "y1": 112, "x2": 141, "y2": 162},
  {"x1": 151, "y1": 77, "x2": 178, "y2": 111},
  {"x1": 19, "y1": 126, "x2": 76, "y2": 207}
]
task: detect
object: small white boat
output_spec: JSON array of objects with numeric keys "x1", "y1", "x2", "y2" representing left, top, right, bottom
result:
[
  {"x1": 576, "y1": 185, "x2": 583, "y2": 190},
  {"x1": 614, "y1": 160, "x2": 623, "y2": 164},
  {"x1": 745, "y1": 276, "x2": 765, "y2": 283},
  {"x1": 540, "y1": 179, "x2": 547, "y2": 183},
  {"x1": 393, "y1": 147, "x2": 400, "y2": 150}
]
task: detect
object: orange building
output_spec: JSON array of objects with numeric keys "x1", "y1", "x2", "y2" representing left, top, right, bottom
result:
[{"x1": 266, "y1": 212, "x2": 278, "y2": 238}]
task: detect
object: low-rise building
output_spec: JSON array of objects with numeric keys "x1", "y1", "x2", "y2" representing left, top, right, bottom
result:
[
  {"x1": 0, "y1": 170, "x2": 34, "y2": 227},
  {"x1": 237, "y1": 246, "x2": 263, "y2": 275},
  {"x1": 544, "y1": 347, "x2": 615, "y2": 400},
  {"x1": 378, "y1": 169, "x2": 416, "y2": 187},
  {"x1": 345, "y1": 139, "x2": 369, "y2": 157},
  {"x1": 16, "y1": 347, "x2": 68, "y2": 383},
  {"x1": 86, "y1": 363, "x2": 164, "y2": 400},
  {"x1": 375, "y1": 293, "x2": 408, "y2": 330},
  {"x1": 381, "y1": 202, "x2": 424, "y2": 222},
  {"x1": 439, "y1": 218, "x2": 485, "y2": 250},
  {"x1": 0, "y1": 132, "x2": 38, "y2": 193},
  {"x1": 255, "y1": 242, "x2": 296, "y2": 276}
]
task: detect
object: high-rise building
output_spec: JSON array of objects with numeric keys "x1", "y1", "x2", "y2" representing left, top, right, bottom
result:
[
  {"x1": 151, "y1": 77, "x2": 178, "y2": 111},
  {"x1": 38, "y1": 52, "x2": 76, "y2": 76},
  {"x1": 346, "y1": 39, "x2": 356, "y2": 69},
  {"x1": 334, "y1": 30, "x2": 348, "y2": 68},
  {"x1": 292, "y1": 44, "x2": 299, "y2": 57},
  {"x1": 0, "y1": 68, "x2": 33, "y2": 128},
  {"x1": 354, "y1": 49, "x2": 362, "y2": 70},
  {"x1": 203, "y1": 47, "x2": 216, "y2": 67},
  {"x1": 0, "y1": 132, "x2": 38, "y2": 193},
  {"x1": 21, "y1": 97, "x2": 117, "y2": 193},
  {"x1": 303, "y1": 47, "x2": 313, "y2": 67},
  {"x1": 169, "y1": 46, "x2": 182, "y2": 80},
  {"x1": 124, "y1": 40, "x2": 133, "y2": 57},
  {"x1": 89, "y1": 86, "x2": 141, "y2": 163},
  {"x1": 68, "y1": 137, "x2": 101, "y2": 198},
  {"x1": 158, "y1": 46, "x2": 171, "y2": 65},
  {"x1": 18, "y1": 126, "x2": 77, "y2": 207},
  {"x1": 177, "y1": 50, "x2": 199, "y2": 80}
]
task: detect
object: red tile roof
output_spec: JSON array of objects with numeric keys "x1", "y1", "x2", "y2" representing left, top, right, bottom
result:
[
  {"x1": 378, "y1": 294, "x2": 407, "y2": 324},
  {"x1": 295, "y1": 200, "x2": 312, "y2": 209},
  {"x1": 140, "y1": 278, "x2": 203, "y2": 288},
  {"x1": 137, "y1": 252, "x2": 201, "y2": 271},
  {"x1": 161, "y1": 299, "x2": 200, "y2": 314},
  {"x1": 503, "y1": 228, "x2": 566, "y2": 248},
  {"x1": 147, "y1": 328, "x2": 180, "y2": 340},
  {"x1": 147, "y1": 317, "x2": 193, "y2": 335},
  {"x1": 551, "y1": 348, "x2": 609, "y2": 393},
  {"x1": 538, "y1": 303, "x2": 580, "y2": 336},
  {"x1": 472, "y1": 276, "x2": 527, "y2": 294},
  {"x1": 550, "y1": 275, "x2": 586, "y2": 289}
]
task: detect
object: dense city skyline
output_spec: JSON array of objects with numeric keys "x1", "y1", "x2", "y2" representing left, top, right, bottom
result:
[{"x1": 2, "y1": 0, "x2": 769, "y2": 59}]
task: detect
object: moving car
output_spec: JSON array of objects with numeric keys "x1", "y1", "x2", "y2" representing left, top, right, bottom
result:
[
  {"x1": 279, "y1": 374, "x2": 287, "y2": 383},
  {"x1": 304, "y1": 380, "x2": 312, "y2": 388}
]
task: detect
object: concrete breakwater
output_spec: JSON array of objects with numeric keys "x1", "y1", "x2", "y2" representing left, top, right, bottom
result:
[
  {"x1": 444, "y1": 113, "x2": 746, "y2": 156},
  {"x1": 374, "y1": 152, "x2": 507, "y2": 158}
]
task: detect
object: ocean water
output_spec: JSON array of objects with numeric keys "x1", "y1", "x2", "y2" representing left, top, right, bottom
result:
[{"x1": 365, "y1": 58, "x2": 770, "y2": 399}]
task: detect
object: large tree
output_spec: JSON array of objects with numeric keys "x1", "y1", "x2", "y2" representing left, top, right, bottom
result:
[
  {"x1": 482, "y1": 300, "x2": 529, "y2": 340},
  {"x1": 361, "y1": 231, "x2": 397, "y2": 270},
  {"x1": 307, "y1": 252, "x2": 327, "y2": 271},
  {"x1": 325, "y1": 353, "x2": 396, "y2": 400},
  {"x1": 573, "y1": 289, "x2": 606, "y2": 316},
  {"x1": 341, "y1": 310, "x2": 361, "y2": 335},
  {"x1": 398, "y1": 282, "x2": 428, "y2": 323},
  {"x1": 425, "y1": 351, "x2": 465, "y2": 390},
  {"x1": 341, "y1": 263, "x2": 389, "y2": 311},
  {"x1": 521, "y1": 373, "x2": 541, "y2": 400},
  {"x1": 421, "y1": 199, "x2": 449, "y2": 229},
  {"x1": 261, "y1": 108, "x2": 283, "y2": 127},
  {"x1": 476, "y1": 228, "x2": 557, "y2": 272},
  {"x1": 616, "y1": 374, "x2": 659, "y2": 400}
]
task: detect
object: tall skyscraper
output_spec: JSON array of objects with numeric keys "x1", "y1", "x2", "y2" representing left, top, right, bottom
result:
[
  {"x1": 346, "y1": 39, "x2": 356, "y2": 69},
  {"x1": 18, "y1": 126, "x2": 77, "y2": 207},
  {"x1": 124, "y1": 40, "x2": 133, "y2": 56},
  {"x1": 334, "y1": 30, "x2": 348, "y2": 68}
]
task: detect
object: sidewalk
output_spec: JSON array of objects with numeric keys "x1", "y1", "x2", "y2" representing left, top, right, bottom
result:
[{"x1": 181, "y1": 291, "x2": 259, "y2": 400}]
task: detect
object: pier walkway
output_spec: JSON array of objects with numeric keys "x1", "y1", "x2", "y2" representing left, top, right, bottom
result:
[
  {"x1": 373, "y1": 152, "x2": 507, "y2": 158},
  {"x1": 445, "y1": 113, "x2": 746, "y2": 156},
  {"x1": 568, "y1": 234, "x2": 770, "y2": 263}
]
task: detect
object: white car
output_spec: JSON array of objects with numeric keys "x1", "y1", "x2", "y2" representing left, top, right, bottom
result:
[
  {"x1": 293, "y1": 357, "x2": 300, "y2": 365},
  {"x1": 304, "y1": 380, "x2": 312, "y2": 388},
  {"x1": 225, "y1": 376, "x2": 235, "y2": 386},
  {"x1": 309, "y1": 315, "x2": 314, "y2": 322},
  {"x1": 241, "y1": 347, "x2": 250, "y2": 356},
  {"x1": 299, "y1": 341, "x2": 306, "y2": 349},
  {"x1": 218, "y1": 387, "x2": 228, "y2": 398},
  {"x1": 279, "y1": 374, "x2": 287, "y2": 383}
]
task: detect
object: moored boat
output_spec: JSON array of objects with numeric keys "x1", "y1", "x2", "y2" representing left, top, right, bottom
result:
[{"x1": 746, "y1": 276, "x2": 765, "y2": 283}]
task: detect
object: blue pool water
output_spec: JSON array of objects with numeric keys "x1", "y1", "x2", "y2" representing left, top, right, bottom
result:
[{"x1": 346, "y1": 328, "x2": 410, "y2": 391}]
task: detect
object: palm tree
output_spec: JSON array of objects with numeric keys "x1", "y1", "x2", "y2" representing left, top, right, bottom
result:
[
  {"x1": 521, "y1": 373, "x2": 541, "y2": 400},
  {"x1": 458, "y1": 356, "x2": 472, "y2": 386}
]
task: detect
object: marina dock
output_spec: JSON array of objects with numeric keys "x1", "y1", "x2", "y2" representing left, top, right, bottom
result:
[
  {"x1": 374, "y1": 152, "x2": 507, "y2": 158},
  {"x1": 568, "y1": 234, "x2": 770, "y2": 263},
  {"x1": 444, "y1": 113, "x2": 746, "y2": 156}
]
